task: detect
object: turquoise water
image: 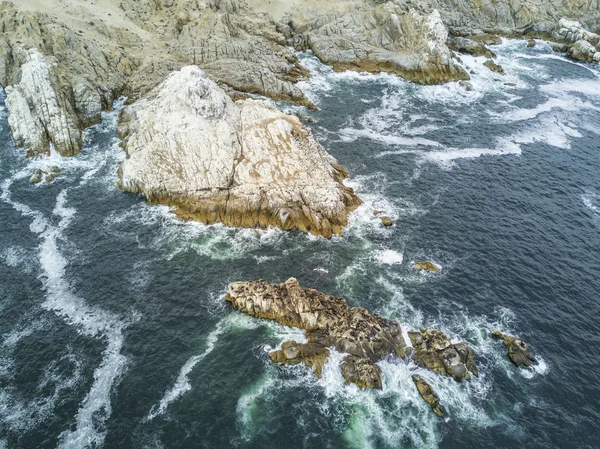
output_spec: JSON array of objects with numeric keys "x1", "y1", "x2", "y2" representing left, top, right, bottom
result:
[{"x1": 1, "y1": 40, "x2": 599, "y2": 448}]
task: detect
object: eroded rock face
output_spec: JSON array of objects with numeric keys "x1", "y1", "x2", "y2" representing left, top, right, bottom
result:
[
  {"x1": 289, "y1": 6, "x2": 469, "y2": 84},
  {"x1": 117, "y1": 66, "x2": 361, "y2": 238},
  {"x1": 408, "y1": 328, "x2": 478, "y2": 381},
  {"x1": 226, "y1": 278, "x2": 407, "y2": 359},
  {"x1": 553, "y1": 18, "x2": 600, "y2": 64},
  {"x1": 492, "y1": 331, "x2": 537, "y2": 368},
  {"x1": 226, "y1": 278, "x2": 478, "y2": 395},
  {"x1": 447, "y1": 37, "x2": 496, "y2": 59},
  {"x1": 5, "y1": 49, "x2": 81, "y2": 157},
  {"x1": 5, "y1": 1, "x2": 600, "y2": 157}
]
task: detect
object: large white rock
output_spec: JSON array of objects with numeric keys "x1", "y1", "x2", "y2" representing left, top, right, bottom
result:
[
  {"x1": 5, "y1": 49, "x2": 81, "y2": 156},
  {"x1": 117, "y1": 66, "x2": 361, "y2": 238}
]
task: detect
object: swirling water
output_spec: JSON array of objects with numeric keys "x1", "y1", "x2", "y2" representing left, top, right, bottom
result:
[{"x1": 1, "y1": 40, "x2": 599, "y2": 449}]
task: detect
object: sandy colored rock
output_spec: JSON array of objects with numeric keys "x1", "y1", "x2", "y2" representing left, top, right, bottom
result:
[
  {"x1": 413, "y1": 261, "x2": 440, "y2": 272},
  {"x1": 268, "y1": 340, "x2": 330, "y2": 378},
  {"x1": 492, "y1": 331, "x2": 537, "y2": 368},
  {"x1": 117, "y1": 66, "x2": 361, "y2": 238},
  {"x1": 380, "y1": 216, "x2": 393, "y2": 227},
  {"x1": 341, "y1": 356, "x2": 382, "y2": 389},
  {"x1": 226, "y1": 278, "x2": 478, "y2": 389},
  {"x1": 483, "y1": 59, "x2": 505, "y2": 74},
  {"x1": 408, "y1": 328, "x2": 478, "y2": 381},
  {"x1": 527, "y1": 39, "x2": 537, "y2": 48},
  {"x1": 412, "y1": 375, "x2": 445, "y2": 417}
]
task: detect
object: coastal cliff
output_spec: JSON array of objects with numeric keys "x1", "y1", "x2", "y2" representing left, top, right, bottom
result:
[{"x1": 3, "y1": 0, "x2": 599, "y2": 157}]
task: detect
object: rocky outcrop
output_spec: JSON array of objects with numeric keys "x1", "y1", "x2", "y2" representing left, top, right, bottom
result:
[
  {"x1": 412, "y1": 375, "x2": 445, "y2": 417},
  {"x1": 492, "y1": 331, "x2": 537, "y2": 368},
  {"x1": 553, "y1": 19, "x2": 600, "y2": 64},
  {"x1": 289, "y1": 5, "x2": 469, "y2": 84},
  {"x1": 413, "y1": 261, "x2": 440, "y2": 272},
  {"x1": 117, "y1": 66, "x2": 361, "y2": 238},
  {"x1": 341, "y1": 356, "x2": 382, "y2": 389},
  {"x1": 5, "y1": 49, "x2": 82, "y2": 157},
  {"x1": 447, "y1": 37, "x2": 496, "y2": 59},
  {"x1": 408, "y1": 328, "x2": 478, "y2": 381},
  {"x1": 268, "y1": 341, "x2": 330, "y2": 378},
  {"x1": 483, "y1": 59, "x2": 505, "y2": 74},
  {"x1": 226, "y1": 278, "x2": 478, "y2": 396}
]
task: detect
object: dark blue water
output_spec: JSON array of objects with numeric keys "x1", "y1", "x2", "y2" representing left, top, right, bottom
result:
[{"x1": 1, "y1": 40, "x2": 599, "y2": 449}]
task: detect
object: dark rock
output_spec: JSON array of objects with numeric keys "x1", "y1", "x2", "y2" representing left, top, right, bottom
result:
[
  {"x1": 527, "y1": 39, "x2": 536, "y2": 48},
  {"x1": 448, "y1": 37, "x2": 496, "y2": 59}
]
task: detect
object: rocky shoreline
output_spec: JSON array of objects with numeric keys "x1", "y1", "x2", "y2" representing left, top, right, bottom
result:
[{"x1": 2, "y1": 0, "x2": 599, "y2": 157}]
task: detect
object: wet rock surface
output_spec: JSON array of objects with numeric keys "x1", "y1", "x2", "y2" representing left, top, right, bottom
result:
[
  {"x1": 483, "y1": 59, "x2": 505, "y2": 74},
  {"x1": 413, "y1": 261, "x2": 440, "y2": 272},
  {"x1": 268, "y1": 341, "x2": 330, "y2": 378},
  {"x1": 412, "y1": 375, "x2": 445, "y2": 417},
  {"x1": 408, "y1": 328, "x2": 478, "y2": 381},
  {"x1": 3, "y1": 1, "x2": 600, "y2": 157},
  {"x1": 492, "y1": 331, "x2": 537, "y2": 368},
  {"x1": 226, "y1": 278, "x2": 479, "y2": 403}
]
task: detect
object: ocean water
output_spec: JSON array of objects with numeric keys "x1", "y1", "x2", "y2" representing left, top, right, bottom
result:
[{"x1": 1, "y1": 40, "x2": 599, "y2": 449}]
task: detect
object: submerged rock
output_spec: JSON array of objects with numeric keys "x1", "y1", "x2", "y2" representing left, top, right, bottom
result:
[
  {"x1": 413, "y1": 261, "x2": 440, "y2": 272},
  {"x1": 459, "y1": 80, "x2": 473, "y2": 91},
  {"x1": 226, "y1": 278, "x2": 477, "y2": 392},
  {"x1": 44, "y1": 165, "x2": 61, "y2": 183},
  {"x1": 408, "y1": 328, "x2": 478, "y2": 381},
  {"x1": 412, "y1": 375, "x2": 445, "y2": 417},
  {"x1": 117, "y1": 66, "x2": 361, "y2": 238},
  {"x1": 29, "y1": 169, "x2": 43, "y2": 184},
  {"x1": 492, "y1": 331, "x2": 537, "y2": 368},
  {"x1": 527, "y1": 39, "x2": 537, "y2": 48},
  {"x1": 483, "y1": 59, "x2": 505, "y2": 74}
]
